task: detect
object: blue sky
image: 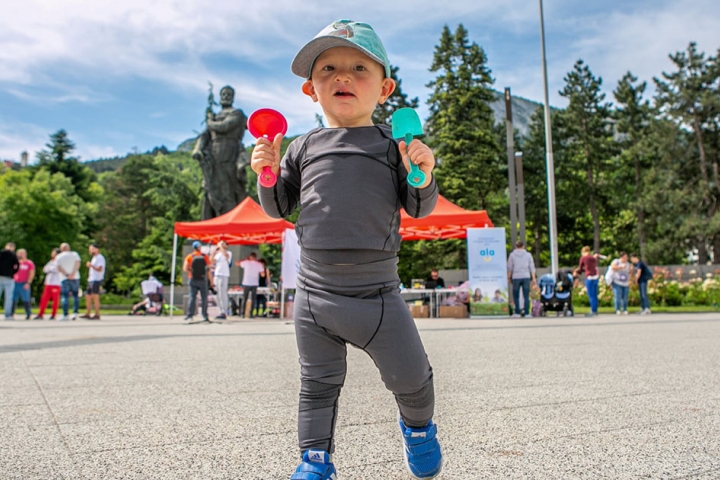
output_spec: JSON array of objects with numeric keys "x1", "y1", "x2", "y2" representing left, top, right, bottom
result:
[{"x1": 1, "y1": 0, "x2": 719, "y2": 162}]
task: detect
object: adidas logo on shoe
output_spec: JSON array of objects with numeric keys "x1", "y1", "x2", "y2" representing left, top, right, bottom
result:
[
  {"x1": 291, "y1": 449, "x2": 336, "y2": 480},
  {"x1": 307, "y1": 450, "x2": 325, "y2": 463}
]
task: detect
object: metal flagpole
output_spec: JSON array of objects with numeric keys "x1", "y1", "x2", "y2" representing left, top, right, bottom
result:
[{"x1": 539, "y1": 0, "x2": 559, "y2": 276}]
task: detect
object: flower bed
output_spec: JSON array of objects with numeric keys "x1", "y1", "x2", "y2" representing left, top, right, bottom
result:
[{"x1": 572, "y1": 268, "x2": 720, "y2": 308}]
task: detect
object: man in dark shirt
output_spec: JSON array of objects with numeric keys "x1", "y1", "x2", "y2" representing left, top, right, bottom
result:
[
  {"x1": 631, "y1": 253, "x2": 652, "y2": 315},
  {"x1": 0, "y1": 243, "x2": 20, "y2": 320},
  {"x1": 425, "y1": 269, "x2": 445, "y2": 289}
]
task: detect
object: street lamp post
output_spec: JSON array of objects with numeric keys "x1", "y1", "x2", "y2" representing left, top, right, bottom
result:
[{"x1": 538, "y1": 0, "x2": 559, "y2": 276}]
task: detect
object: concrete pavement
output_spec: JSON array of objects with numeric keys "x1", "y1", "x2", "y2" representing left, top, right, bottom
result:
[{"x1": 1, "y1": 313, "x2": 719, "y2": 479}]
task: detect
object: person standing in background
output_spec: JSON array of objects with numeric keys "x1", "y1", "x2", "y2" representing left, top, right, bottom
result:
[
  {"x1": 256, "y1": 258, "x2": 272, "y2": 317},
  {"x1": 574, "y1": 246, "x2": 600, "y2": 317},
  {"x1": 0, "y1": 243, "x2": 19, "y2": 320},
  {"x1": 631, "y1": 253, "x2": 652, "y2": 315},
  {"x1": 35, "y1": 248, "x2": 62, "y2": 320},
  {"x1": 13, "y1": 249, "x2": 35, "y2": 320},
  {"x1": 212, "y1": 241, "x2": 232, "y2": 319},
  {"x1": 56, "y1": 243, "x2": 82, "y2": 321},
  {"x1": 183, "y1": 241, "x2": 213, "y2": 322},
  {"x1": 237, "y1": 252, "x2": 264, "y2": 319},
  {"x1": 507, "y1": 241, "x2": 537, "y2": 318},
  {"x1": 610, "y1": 252, "x2": 632, "y2": 315},
  {"x1": 81, "y1": 244, "x2": 105, "y2": 320}
]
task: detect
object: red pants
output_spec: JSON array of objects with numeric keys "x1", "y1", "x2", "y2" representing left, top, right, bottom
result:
[{"x1": 38, "y1": 285, "x2": 61, "y2": 317}]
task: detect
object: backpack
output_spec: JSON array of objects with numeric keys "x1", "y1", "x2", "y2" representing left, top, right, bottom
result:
[{"x1": 191, "y1": 254, "x2": 207, "y2": 280}]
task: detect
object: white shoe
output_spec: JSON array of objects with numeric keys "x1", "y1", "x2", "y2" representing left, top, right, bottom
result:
[
  {"x1": 70, "y1": 313, "x2": 77, "y2": 320},
  {"x1": 623, "y1": 311, "x2": 629, "y2": 315},
  {"x1": 59, "y1": 316, "x2": 70, "y2": 321},
  {"x1": 616, "y1": 310, "x2": 621, "y2": 315},
  {"x1": 644, "y1": 308, "x2": 651, "y2": 315}
]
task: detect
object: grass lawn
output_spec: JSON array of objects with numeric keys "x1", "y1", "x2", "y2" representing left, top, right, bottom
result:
[{"x1": 573, "y1": 305, "x2": 719, "y2": 314}]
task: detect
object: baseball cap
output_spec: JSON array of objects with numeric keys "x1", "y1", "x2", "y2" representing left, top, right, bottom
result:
[
  {"x1": 291, "y1": 20, "x2": 391, "y2": 79},
  {"x1": 192, "y1": 241, "x2": 201, "y2": 250}
]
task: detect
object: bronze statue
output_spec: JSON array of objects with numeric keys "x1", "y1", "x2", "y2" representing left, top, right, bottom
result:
[{"x1": 192, "y1": 85, "x2": 249, "y2": 219}]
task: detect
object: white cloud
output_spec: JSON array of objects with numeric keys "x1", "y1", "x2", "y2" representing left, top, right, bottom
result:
[
  {"x1": 535, "y1": 0, "x2": 720, "y2": 105},
  {"x1": 0, "y1": 120, "x2": 48, "y2": 162},
  {"x1": 0, "y1": 0, "x2": 541, "y2": 92},
  {"x1": 1, "y1": 0, "x2": 719, "y2": 157}
]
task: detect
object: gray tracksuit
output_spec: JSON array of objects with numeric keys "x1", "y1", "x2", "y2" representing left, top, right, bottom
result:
[{"x1": 259, "y1": 125, "x2": 438, "y2": 454}]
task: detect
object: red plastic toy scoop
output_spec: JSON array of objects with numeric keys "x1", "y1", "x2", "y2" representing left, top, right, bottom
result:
[{"x1": 247, "y1": 108, "x2": 288, "y2": 188}]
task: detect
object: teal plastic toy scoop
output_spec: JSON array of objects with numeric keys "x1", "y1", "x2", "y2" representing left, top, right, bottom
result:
[{"x1": 391, "y1": 108, "x2": 426, "y2": 188}]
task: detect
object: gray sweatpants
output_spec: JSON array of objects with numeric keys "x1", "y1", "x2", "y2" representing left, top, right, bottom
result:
[{"x1": 294, "y1": 251, "x2": 435, "y2": 454}]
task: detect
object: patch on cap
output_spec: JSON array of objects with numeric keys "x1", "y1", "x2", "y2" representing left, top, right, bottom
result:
[{"x1": 291, "y1": 20, "x2": 391, "y2": 79}]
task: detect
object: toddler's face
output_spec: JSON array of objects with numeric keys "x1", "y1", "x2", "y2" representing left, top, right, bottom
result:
[{"x1": 302, "y1": 46, "x2": 395, "y2": 128}]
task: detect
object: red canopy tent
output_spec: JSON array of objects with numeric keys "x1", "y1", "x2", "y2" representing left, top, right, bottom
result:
[
  {"x1": 399, "y1": 195, "x2": 493, "y2": 240},
  {"x1": 173, "y1": 196, "x2": 294, "y2": 245},
  {"x1": 170, "y1": 197, "x2": 294, "y2": 316}
]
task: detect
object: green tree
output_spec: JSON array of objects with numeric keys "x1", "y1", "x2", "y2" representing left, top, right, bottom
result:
[
  {"x1": 426, "y1": 24, "x2": 502, "y2": 211},
  {"x1": 397, "y1": 25, "x2": 502, "y2": 283},
  {"x1": 556, "y1": 60, "x2": 615, "y2": 253},
  {"x1": 634, "y1": 118, "x2": 698, "y2": 264},
  {"x1": 0, "y1": 169, "x2": 89, "y2": 299},
  {"x1": 372, "y1": 65, "x2": 419, "y2": 125},
  {"x1": 35, "y1": 129, "x2": 98, "y2": 204},
  {"x1": 654, "y1": 43, "x2": 720, "y2": 263},
  {"x1": 613, "y1": 72, "x2": 655, "y2": 260},
  {"x1": 97, "y1": 152, "x2": 203, "y2": 292}
]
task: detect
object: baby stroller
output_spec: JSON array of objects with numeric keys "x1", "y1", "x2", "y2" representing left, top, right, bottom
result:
[
  {"x1": 130, "y1": 278, "x2": 166, "y2": 316},
  {"x1": 538, "y1": 270, "x2": 574, "y2": 317}
]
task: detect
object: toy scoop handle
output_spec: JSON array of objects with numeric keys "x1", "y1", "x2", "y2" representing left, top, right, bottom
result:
[
  {"x1": 247, "y1": 108, "x2": 288, "y2": 188},
  {"x1": 259, "y1": 167, "x2": 276, "y2": 188},
  {"x1": 405, "y1": 133, "x2": 426, "y2": 188}
]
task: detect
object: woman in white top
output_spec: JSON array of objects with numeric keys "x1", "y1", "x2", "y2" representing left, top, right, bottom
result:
[
  {"x1": 610, "y1": 251, "x2": 633, "y2": 315},
  {"x1": 211, "y1": 241, "x2": 232, "y2": 319},
  {"x1": 35, "y1": 248, "x2": 62, "y2": 320}
]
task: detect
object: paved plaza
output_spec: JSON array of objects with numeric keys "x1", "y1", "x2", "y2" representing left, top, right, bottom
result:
[{"x1": 1, "y1": 313, "x2": 719, "y2": 479}]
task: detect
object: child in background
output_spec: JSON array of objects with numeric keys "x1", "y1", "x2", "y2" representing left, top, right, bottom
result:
[{"x1": 252, "y1": 19, "x2": 443, "y2": 480}]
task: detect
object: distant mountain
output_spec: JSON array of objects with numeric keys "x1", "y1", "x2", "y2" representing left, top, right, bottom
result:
[
  {"x1": 84, "y1": 146, "x2": 170, "y2": 173},
  {"x1": 488, "y1": 90, "x2": 546, "y2": 138},
  {"x1": 177, "y1": 137, "x2": 197, "y2": 152}
]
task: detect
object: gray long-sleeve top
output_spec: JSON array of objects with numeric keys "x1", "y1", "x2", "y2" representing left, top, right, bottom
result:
[
  {"x1": 258, "y1": 125, "x2": 438, "y2": 254},
  {"x1": 507, "y1": 248, "x2": 536, "y2": 280}
]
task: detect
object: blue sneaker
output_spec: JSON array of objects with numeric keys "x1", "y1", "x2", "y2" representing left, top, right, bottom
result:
[
  {"x1": 290, "y1": 449, "x2": 337, "y2": 480},
  {"x1": 399, "y1": 417, "x2": 443, "y2": 479}
]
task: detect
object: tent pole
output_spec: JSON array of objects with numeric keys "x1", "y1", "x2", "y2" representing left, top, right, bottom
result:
[
  {"x1": 281, "y1": 288, "x2": 285, "y2": 320},
  {"x1": 170, "y1": 233, "x2": 178, "y2": 319}
]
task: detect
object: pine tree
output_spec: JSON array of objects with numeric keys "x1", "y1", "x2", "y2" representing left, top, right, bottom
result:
[
  {"x1": 557, "y1": 60, "x2": 614, "y2": 253},
  {"x1": 654, "y1": 43, "x2": 720, "y2": 263},
  {"x1": 613, "y1": 72, "x2": 654, "y2": 260},
  {"x1": 425, "y1": 24, "x2": 502, "y2": 211},
  {"x1": 35, "y1": 129, "x2": 97, "y2": 203}
]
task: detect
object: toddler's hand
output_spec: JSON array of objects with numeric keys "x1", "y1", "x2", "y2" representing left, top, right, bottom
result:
[
  {"x1": 250, "y1": 133, "x2": 283, "y2": 178},
  {"x1": 399, "y1": 139, "x2": 434, "y2": 189}
]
